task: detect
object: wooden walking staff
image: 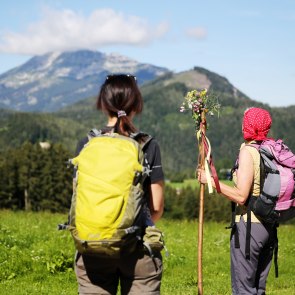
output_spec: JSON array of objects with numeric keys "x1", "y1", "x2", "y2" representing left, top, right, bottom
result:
[
  {"x1": 196, "y1": 112, "x2": 221, "y2": 294},
  {"x1": 197, "y1": 111, "x2": 207, "y2": 295},
  {"x1": 180, "y1": 89, "x2": 221, "y2": 294}
]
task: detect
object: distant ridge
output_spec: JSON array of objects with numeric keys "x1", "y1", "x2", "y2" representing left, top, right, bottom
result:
[{"x1": 0, "y1": 50, "x2": 169, "y2": 112}]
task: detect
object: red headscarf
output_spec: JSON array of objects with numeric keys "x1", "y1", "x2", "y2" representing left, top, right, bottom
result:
[{"x1": 242, "y1": 107, "x2": 272, "y2": 141}]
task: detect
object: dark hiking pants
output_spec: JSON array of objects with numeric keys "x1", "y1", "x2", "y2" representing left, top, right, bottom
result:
[{"x1": 230, "y1": 217, "x2": 274, "y2": 295}]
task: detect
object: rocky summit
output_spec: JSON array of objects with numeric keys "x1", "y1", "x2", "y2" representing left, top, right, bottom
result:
[{"x1": 0, "y1": 50, "x2": 169, "y2": 112}]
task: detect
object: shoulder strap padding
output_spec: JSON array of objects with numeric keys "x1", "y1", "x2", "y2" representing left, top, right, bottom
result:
[
  {"x1": 87, "y1": 129, "x2": 153, "y2": 148},
  {"x1": 87, "y1": 128, "x2": 102, "y2": 139},
  {"x1": 130, "y1": 131, "x2": 153, "y2": 150}
]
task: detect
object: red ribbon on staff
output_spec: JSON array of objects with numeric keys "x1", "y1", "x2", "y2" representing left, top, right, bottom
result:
[{"x1": 199, "y1": 129, "x2": 221, "y2": 193}]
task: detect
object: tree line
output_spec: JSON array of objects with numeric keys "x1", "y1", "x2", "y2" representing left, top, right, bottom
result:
[
  {"x1": 0, "y1": 142, "x2": 235, "y2": 222},
  {"x1": 0, "y1": 142, "x2": 73, "y2": 212},
  {"x1": 164, "y1": 185, "x2": 232, "y2": 222}
]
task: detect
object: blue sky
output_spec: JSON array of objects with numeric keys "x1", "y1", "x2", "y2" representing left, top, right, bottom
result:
[{"x1": 0, "y1": 0, "x2": 294, "y2": 107}]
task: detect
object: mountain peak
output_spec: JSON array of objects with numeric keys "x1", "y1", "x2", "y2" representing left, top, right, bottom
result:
[{"x1": 0, "y1": 50, "x2": 169, "y2": 112}]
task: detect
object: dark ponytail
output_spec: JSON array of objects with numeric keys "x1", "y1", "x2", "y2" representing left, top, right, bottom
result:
[
  {"x1": 97, "y1": 75, "x2": 143, "y2": 136},
  {"x1": 114, "y1": 111, "x2": 136, "y2": 136}
]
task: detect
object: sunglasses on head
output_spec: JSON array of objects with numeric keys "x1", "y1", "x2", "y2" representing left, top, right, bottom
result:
[{"x1": 106, "y1": 74, "x2": 137, "y2": 81}]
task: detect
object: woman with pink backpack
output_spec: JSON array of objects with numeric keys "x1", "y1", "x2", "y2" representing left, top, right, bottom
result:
[{"x1": 198, "y1": 107, "x2": 280, "y2": 294}]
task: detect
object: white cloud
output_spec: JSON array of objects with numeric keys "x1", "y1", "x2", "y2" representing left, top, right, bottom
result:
[
  {"x1": 0, "y1": 8, "x2": 169, "y2": 55},
  {"x1": 186, "y1": 27, "x2": 207, "y2": 40}
]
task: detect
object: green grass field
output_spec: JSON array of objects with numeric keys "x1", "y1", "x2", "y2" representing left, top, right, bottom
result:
[
  {"x1": 0, "y1": 210, "x2": 294, "y2": 294},
  {"x1": 166, "y1": 178, "x2": 233, "y2": 189}
]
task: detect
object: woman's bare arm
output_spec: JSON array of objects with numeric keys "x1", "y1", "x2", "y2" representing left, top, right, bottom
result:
[
  {"x1": 149, "y1": 180, "x2": 165, "y2": 222},
  {"x1": 199, "y1": 147, "x2": 253, "y2": 205}
]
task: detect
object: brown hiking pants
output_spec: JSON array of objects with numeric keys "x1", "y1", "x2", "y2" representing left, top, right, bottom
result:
[{"x1": 75, "y1": 249, "x2": 162, "y2": 295}]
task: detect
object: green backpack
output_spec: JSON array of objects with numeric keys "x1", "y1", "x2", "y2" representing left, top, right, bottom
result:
[{"x1": 66, "y1": 129, "x2": 165, "y2": 258}]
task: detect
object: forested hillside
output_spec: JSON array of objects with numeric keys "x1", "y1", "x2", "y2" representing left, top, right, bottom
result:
[
  {"x1": 1, "y1": 67, "x2": 295, "y2": 212},
  {"x1": 1, "y1": 67, "x2": 294, "y2": 181}
]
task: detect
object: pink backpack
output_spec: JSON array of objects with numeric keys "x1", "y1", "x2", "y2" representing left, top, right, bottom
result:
[
  {"x1": 250, "y1": 139, "x2": 295, "y2": 222},
  {"x1": 229, "y1": 139, "x2": 295, "y2": 277}
]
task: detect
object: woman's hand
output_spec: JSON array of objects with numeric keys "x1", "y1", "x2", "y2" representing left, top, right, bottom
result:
[
  {"x1": 197, "y1": 168, "x2": 210, "y2": 184},
  {"x1": 197, "y1": 147, "x2": 254, "y2": 206}
]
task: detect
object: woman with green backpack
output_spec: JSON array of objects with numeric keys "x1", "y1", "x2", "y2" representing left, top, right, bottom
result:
[
  {"x1": 73, "y1": 74, "x2": 165, "y2": 295},
  {"x1": 198, "y1": 107, "x2": 276, "y2": 295}
]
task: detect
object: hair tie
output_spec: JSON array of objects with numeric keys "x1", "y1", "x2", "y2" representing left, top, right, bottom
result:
[{"x1": 117, "y1": 110, "x2": 127, "y2": 118}]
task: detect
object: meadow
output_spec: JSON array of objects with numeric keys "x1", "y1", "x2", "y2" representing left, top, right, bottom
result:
[{"x1": 0, "y1": 210, "x2": 294, "y2": 295}]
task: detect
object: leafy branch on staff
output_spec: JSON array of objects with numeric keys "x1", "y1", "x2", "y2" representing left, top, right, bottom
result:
[{"x1": 180, "y1": 89, "x2": 220, "y2": 132}]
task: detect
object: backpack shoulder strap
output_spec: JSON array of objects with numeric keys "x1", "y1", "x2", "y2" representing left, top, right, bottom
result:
[
  {"x1": 87, "y1": 128, "x2": 103, "y2": 140},
  {"x1": 130, "y1": 131, "x2": 153, "y2": 150}
]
